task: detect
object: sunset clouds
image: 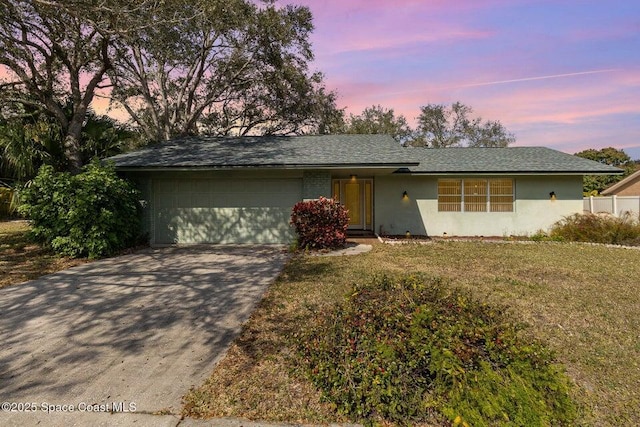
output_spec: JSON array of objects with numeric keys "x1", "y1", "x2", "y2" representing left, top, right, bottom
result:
[
  {"x1": 288, "y1": 0, "x2": 640, "y2": 157},
  {"x1": 3, "y1": 1, "x2": 637, "y2": 157}
]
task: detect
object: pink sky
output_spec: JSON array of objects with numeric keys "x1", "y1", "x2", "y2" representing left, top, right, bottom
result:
[
  {"x1": 2, "y1": 1, "x2": 639, "y2": 159},
  {"x1": 287, "y1": 0, "x2": 640, "y2": 158}
]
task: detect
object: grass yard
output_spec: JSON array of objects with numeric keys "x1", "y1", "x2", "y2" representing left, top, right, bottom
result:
[
  {"x1": 183, "y1": 241, "x2": 640, "y2": 426},
  {"x1": 0, "y1": 221, "x2": 85, "y2": 289}
]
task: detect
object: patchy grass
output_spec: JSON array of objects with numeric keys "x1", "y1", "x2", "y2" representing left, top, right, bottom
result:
[
  {"x1": 183, "y1": 241, "x2": 640, "y2": 425},
  {"x1": 0, "y1": 221, "x2": 86, "y2": 289}
]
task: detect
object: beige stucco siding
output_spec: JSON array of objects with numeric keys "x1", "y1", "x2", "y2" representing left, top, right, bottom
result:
[
  {"x1": 374, "y1": 175, "x2": 583, "y2": 236},
  {"x1": 608, "y1": 179, "x2": 640, "y2": 196}
]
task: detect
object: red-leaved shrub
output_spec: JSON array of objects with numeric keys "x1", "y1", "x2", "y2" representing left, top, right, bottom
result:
[{"x1": 290, "y1": 197, "x2": 349, "y2": 250}]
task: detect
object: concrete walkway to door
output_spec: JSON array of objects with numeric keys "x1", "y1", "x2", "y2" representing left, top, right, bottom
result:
[{"x1": 0, "y1": 245, "x2": 289, "y2": 426}]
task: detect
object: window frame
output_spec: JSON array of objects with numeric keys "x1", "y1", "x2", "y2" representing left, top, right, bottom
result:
[{"x1": 437, "y1": 178, "x2": 514, "y2": 213}]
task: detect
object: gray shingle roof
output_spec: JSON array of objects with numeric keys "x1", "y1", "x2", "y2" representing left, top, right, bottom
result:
[
  {"x1": 107, "y1": 135, "x2": 622, "y2": 174},
  {"x1": 406, "y1": 147, "x2": 622, "y2": 174},
  {"x1": 108, "y1": 134, "x2": 416, "y2": 168}
]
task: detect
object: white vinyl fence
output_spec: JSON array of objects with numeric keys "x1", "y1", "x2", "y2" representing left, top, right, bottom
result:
[{"x1": 583, "y1": 196, "x2": 640, "y2": 218}]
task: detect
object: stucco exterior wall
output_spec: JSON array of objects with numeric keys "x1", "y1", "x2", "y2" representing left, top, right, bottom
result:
[
  {"x1": 123, "y1": 169, "x2": 586, "y2": 242},
  {"x1": 374, "y1": 175, "x2": 584, "y2": 237}
]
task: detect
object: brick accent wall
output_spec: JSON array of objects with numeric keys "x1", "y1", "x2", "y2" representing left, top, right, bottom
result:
[{"x1": 302, "y1": 170, "x2": 331, "y2": 200}]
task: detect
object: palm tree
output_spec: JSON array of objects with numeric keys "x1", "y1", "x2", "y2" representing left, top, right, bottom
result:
[
  {"x1": 80, "y1": 113, "x2": 138, "y2": 165},
  {"x1": 1, "y1": 101, "x2": 141, "y2": 183},
  {"x1": 0, "y1": 110, "x2": 65, "y2": 182}
]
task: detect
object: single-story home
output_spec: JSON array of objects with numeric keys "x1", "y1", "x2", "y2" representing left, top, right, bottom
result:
[
  {"x1": 601, "y1": 169, "x2": 640, "y2": 196},
  {"x1": 107, "y1": 134, "x2": 621, "y2": 244}
]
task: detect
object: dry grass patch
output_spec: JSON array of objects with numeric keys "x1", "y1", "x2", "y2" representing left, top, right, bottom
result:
[
  {"x1": 183, "y1": 241, "x2": 640, "y2": 425},
  {"x1": 0, "y1": 221, "x2": 85, "y2": 289},
  {"x1": 183, "y1": 256, "x2": 356, "y2": 422}
]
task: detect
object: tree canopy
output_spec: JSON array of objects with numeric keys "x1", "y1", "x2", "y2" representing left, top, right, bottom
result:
[
  {"x1": 0, "y1": 0, "x2": 118, "y2": 171},
  {"x1": 575, "y1": 147, "x2": 632, "y2": 167},
  {"x1": 342, "y1": 102, "x2": 515, "y2": 148},
  {"x1": 109, "y1": 0, "x2": 339, "y2": 140},
  {"x1": 575, "y1": 147, "x2": 637, "y2": 194},
  {"x1": 0, "y1": 0, "x2": 339, "y2": 172},
  {"x1": 344, "y1": 105, "x2": 412, "y2": 144},
  {"x1": 412, "y1": 102, "x2": 515, "y2": 148}
]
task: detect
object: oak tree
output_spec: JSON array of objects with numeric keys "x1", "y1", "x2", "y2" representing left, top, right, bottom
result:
[
  {"x1": 1, "y1": 0, "x2": 339, "y2": 172},
  {"x1": 108, "y1": 0, "x2": 338, "y2": 140},
  {"x1": 345, "y1": 105, "x2": 412, "y2": 144},
  {"x1": 575, "y1": 147, "x2": 636, "y2": 194},
  {"x1": 0, "y1": 0, "x2": 119, "y2": 171},
  {"x1": 413, "y1": 102, "x2": 515, "y2": 148}
]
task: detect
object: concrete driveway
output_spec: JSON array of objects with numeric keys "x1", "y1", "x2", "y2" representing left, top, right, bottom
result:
[{"x1": 0, "y1": 245, "x2": 289, "y2": 426}]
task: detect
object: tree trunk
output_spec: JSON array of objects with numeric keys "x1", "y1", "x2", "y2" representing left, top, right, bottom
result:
[
  {"x1": 63, "y1": 135, "x2": 83, "y2": 173},
  {"x1": 64, "y1": 119, "x2": 85, "y2": 173}
]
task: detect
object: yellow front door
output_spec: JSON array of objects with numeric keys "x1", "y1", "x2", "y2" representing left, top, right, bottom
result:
[
  {"x1": 333, "y1": 179, "x2": 373, "y2": 230},
  {"x1": 344, "y1": 182, "x2": 361, "y2": 226}
]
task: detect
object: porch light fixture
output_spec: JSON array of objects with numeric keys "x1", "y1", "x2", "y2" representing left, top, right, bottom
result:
[
  {"x1": 350, "y1": 174, "x2": 357, "y2": 180},
  {"x1": 402, "y1": 191, "x2": 409, "y2": 200},
  {"x1": 549, "y1": 191, "x2": 556, "y2": 200}
]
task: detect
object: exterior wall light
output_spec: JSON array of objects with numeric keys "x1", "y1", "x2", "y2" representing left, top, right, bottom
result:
[
  {"x1": 350, "y1": 174, "x2": 357, "y2": 181},
  {"x1": 549, "y1": 191, "x2": 557, "y2": 200},
  {"x1": 402, "y1": 191, "x2": 409, "y2": 200}
]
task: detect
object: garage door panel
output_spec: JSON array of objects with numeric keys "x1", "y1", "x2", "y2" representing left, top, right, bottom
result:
[
  {"x1": 156, "y1": 194, "x2": 176, "y2": 209},
  {"x1": 192, "y1": 180, "x2": 211, "y2": 193},
  {"x1": 153, "y1": 178, "x2": 302, "y2": 244},
  {"x1": 156, "y1": 207, "x2": 294, "y2": 244},
  {"x1": 211, "y1": 192, "x2": 299, "y2": 208},
  {"x1": 190, "y1": 193, "x2": 214, "y2": 208}
]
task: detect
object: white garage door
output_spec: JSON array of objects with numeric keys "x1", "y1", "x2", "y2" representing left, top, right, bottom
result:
[{"x1": 153, "y1": 178, "x2": 302, "y2": 244}]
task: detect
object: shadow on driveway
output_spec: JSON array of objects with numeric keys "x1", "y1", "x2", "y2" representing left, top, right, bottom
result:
[{"x1": 0, "y1": 245, "x2": 289, "y2": 422}]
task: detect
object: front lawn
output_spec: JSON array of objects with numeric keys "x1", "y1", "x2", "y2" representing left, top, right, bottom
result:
[
  {"x1": 183, "y1": 241, "x2": 640, "y2": 425},
  {"x1": 0, "y1": 221, "x2": 85, "y2": 289}
]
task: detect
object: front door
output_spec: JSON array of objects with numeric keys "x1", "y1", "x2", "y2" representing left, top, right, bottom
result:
[{"x1": 332, "y1": 178, "x2": 373, "y2": 230}]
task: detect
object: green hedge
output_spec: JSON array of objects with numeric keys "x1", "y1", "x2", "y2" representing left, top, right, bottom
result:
[{"x1": 19, "y1": 161, "x2": 142, "y2": 258}]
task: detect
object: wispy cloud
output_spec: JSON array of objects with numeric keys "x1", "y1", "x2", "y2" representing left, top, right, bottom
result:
[
  {"x1": 454, "y1": 69, "x2": 620, "y2": 89},
  {"x1": 327, "y1": 30, "x2": 494, "y2": 56}
]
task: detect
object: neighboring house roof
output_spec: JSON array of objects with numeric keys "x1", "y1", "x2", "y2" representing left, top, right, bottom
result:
[
  {"x1": 601, "y1": 169, "x2": 640, "y2": 195},
  {"x1": 406, "y1": 147, "x2": 623, "y2": 174},
  {"x1": 108, "y1": 135, "x2": 622, "y2": 175},
  {"x1": 108, "y1": 134, "x2": 417, "y2": 169}
]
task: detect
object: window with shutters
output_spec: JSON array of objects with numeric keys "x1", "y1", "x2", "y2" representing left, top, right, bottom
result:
[
  {"x1": 437, "y1": 179, "x2": 462, "y2": 212},
  {"x1": 438, "y1": 179, "x2": 514, "y2": 212},
  {"x1": 489, "y1": 179, "x2": 514, "y2": 212}
]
